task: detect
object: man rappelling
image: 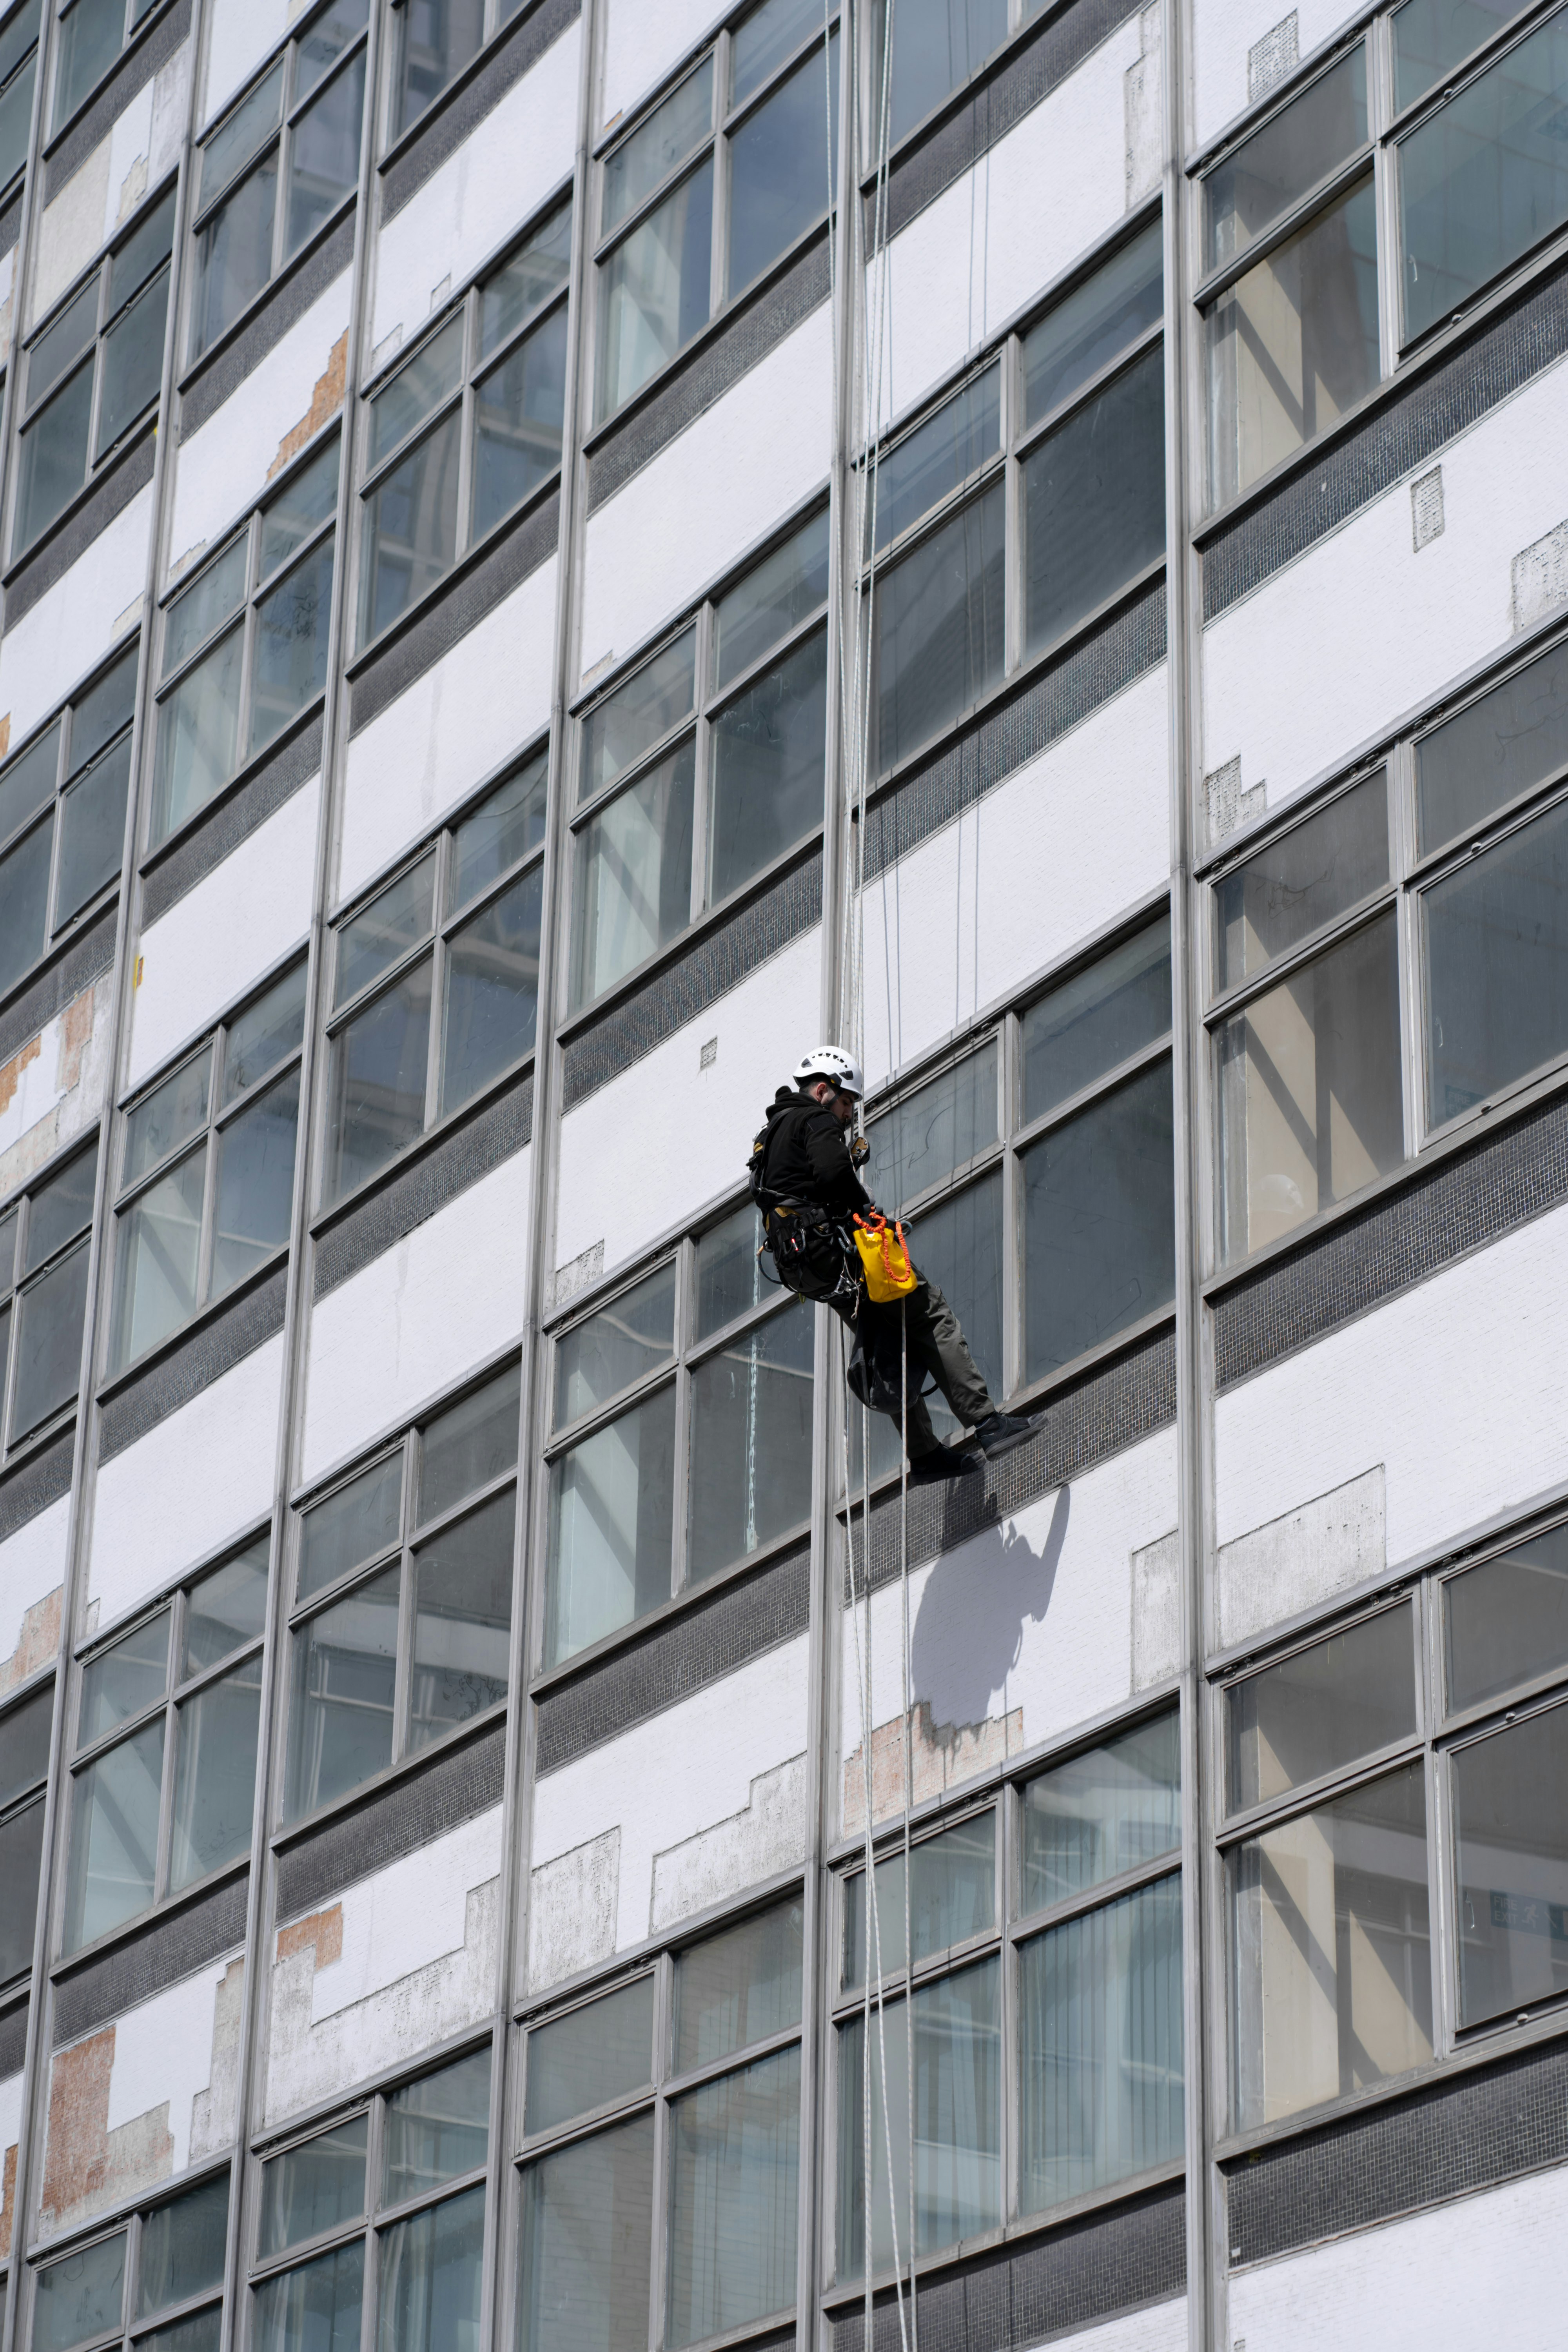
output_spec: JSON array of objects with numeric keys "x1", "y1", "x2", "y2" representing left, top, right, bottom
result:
[{"x1": 750, "y1": 1047, "x2": 1041, "y2": 1484}]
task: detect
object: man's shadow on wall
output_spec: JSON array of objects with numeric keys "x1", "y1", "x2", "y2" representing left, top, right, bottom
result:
[{"x1": 908, "y1": 1485, "x2": 1070, "y2": 1736}]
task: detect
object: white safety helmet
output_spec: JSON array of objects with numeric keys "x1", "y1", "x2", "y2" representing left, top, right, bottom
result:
[{"x1": 793, "y1": 1045, "x2": 864, "y2": 1100}]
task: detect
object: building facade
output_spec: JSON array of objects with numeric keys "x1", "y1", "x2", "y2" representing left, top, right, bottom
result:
[{"x1": 2, "y1": 0, "x2": 1567, "y2": 2348}]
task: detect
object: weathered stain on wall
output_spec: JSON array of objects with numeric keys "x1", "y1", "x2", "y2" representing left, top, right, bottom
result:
[
  {"x1": 843, "y1": 1702, "x2": 1024, "y2": 1836},
  {"x1": 0, "y1": 1584, "x2": 62, "y2": 1699},
  {"x1": 650, "y1": 1754, "x2": 808, "y2": 1933},
  {"x1": 268, "y1": 331, "x2": 349, "y2": 479},
  {"x1": 0, "y1": 978, "x2": 114, "y2": 1202}
]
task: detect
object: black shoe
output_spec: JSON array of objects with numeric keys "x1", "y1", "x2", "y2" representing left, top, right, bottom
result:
[
  {"x1": 906, "y1": 1445, "x2": 983, "y2": 1486},
  {"x1": 971, "y1": 1410, "x2": 1042, "y2": 1461}
]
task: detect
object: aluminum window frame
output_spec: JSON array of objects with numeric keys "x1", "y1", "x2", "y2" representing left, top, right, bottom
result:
[
  {"x1": 0, "y1": 639, "x2": 139, "y2": 996},
  {"x1": 0, "y1": 1666, "x2": 53, "y2": 1999},
  {"x1": 23, "y1": 2159, "x2": 234, "y2": 2352},
  {"x1": 0, "y1": 1135, "x2": 97, "y2": 1459},
  {"x1": 0, "y1": 0, "x2": 41, "y2": 202},
  {"x1": 383, "y1": 0, "x2": 521, "y2": 149},
  {"x1": 49, "y1": 0, "x2": 164, "y2": 134}
]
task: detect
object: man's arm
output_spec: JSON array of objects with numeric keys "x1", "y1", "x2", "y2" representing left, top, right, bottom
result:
[{"x1": 804, "y1": 1112, "x2": 872, "y2": 1214}]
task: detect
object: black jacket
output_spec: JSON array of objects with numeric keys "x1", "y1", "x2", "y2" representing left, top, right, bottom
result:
[{"x1": 755, "y1": 1087, "x2": 871, "y2": 1220}]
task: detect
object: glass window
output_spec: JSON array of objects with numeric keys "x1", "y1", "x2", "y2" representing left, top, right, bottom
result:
[
  {"x1": 137, "y1": 2175, "x2": 230, "y2": 2320},
  {"x1": 359, "y1": 199, "x2": 571, "y2": 645},
  {"x1": 0, "y1": 0, "x2": 40, "y2": 196},
  {"x1": 1416, "y1": 638, "x2": 1568, "y2": 857},
  {"x1": 517, "y1": 2115, "x2": 653, "y2": 2352},
  {"x1": 0, "y1": 1674, "x2": 52, "y2": 1991},
  {"x1": 1204, "y1": 47, "x2": 1369, "y2": 270},
  {"x1": 674, "y1": 1899, "x2": 803, "y2": 2069},
  {"x1": 0, "y1": 650, "x2": 136, "y2": 995},
  {"x1": 870, "y1": 366, "x2": 998, "y2": 556},
  {"x1": 842, "y1": 1813, "x2": 994, "y2": 1989},
  {"x1": 595, "y1": 4, "x2": 838, "y2": 419},
  {"x1": 865, "y1": 1043, "x2": 998, "y2": 1213},
  {"x1": 286, "y1": 1363, "x2": 518, "y2": 1820},
  {"x1": 324, "y1": 754, "x2": 545, "y2": 1203},
  {"x1": 1393, "y1": 0, "x2": 1528, "y2": 110},
  {"x1": 1023, "y1": 341, "x2": 1165, "y2": 653},
  {"x1": 0, "y1": 1142, "x2": 97, "y2": 1454},
  {"x1": 261, "y1": 2117, "x2": 368, "y2": 2254},
  {"x1": 1216, "y1": 771, "x2": 1389, "y2": 990},
  {"x1": 1451, "y1": 1702, "x2": 1568, "y2": 2025},
  {"x1": 32, "y1": 2233, "x2": 126, "y2": 2352},
  {"x1": 63, "y1": 1539, "x2": 269, "y2": 1951},
  {"x1": 384, "y1": 2047, "x2": 490, "y2": 2204},
  {"x1": 152, "y1": 439, "x2": 339, "y2": 843},
  {"x1": 1422, "y1": 788, "x2": 1568, "y2": 1126},
  {"x1": 1227, "y1": 1606, "x2": 1417, "y2": 1812},
  {"x1": 1444, "y1": 1524, "x2": 1568, "y2": 1713},
  {"x1": 523, "y1": 1978, "x2": 654, "y2": 2135},
  {"x1": 870, "y1": 0, "x2": 1008, "y2": 147},
  {"x1": 189, "y1": 2, "x2": 368, "y2": 359},
  {"x1": 546, "y1": 1217, "x2": 813, "y2": 1667},
  {"x1": 873, "y1": 475, "x2": 1005, "y2": 773},
  {"x1": 1021, "y1": 219, "x2": 1163, "y2": 425},
  {"x1": 572, "y1": 511, "x2": 829, "y2": 1009},
  {"x1": 1020, "y1": 1713, "x2": 1181, "y2": 1911},
  {"x1": 112, "y1": 965, "x2": 307, "y2": 1368},
  {"x1": 392, "y1": 0, "x2": 486, "y2": 137}
]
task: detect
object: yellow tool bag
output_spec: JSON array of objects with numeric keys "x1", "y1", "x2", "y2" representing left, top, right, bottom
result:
[{"x1": 852, "y1": 1212, "x2": 918, "y2": 1304}]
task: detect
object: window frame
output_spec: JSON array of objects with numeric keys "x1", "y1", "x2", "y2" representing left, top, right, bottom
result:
[
  {"x1": 0, "y1": 638, "x2": 139, "y2": 1002},
  {"x1": 24, "y1": 2159, "x2": 233, "y2": 2352},
  {"x1": 61, "y1": 1530, "x2": 270, "y2": 1958},
  {"x1": 382, "y1": 0, "x2": 524, "y2": 151},
  {"x1": 858, "y1": 0, "x2": 1042, "y2": 166},
  {"x1": 0, "y1": 1135, "x2": 98, "y2": 1462},
  {"x1": 0, "y1": 1664, "x2": 53, "y2": 2000},
  {"x1": 50, "y1": 0, "x2": 167, "y2": 136},
  {"x1": 0, "y1": 0, "x2": 41, "y2": 203}
]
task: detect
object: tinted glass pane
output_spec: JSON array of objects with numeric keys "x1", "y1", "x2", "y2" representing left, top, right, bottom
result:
[
  {"x1": 1025, "y1": 917, "x2": 1171, "y2": 1120},
  {"x1": 32, "y1": 2235, "x2": 125, "y2": 2352},
  {"x1": 1025, "y1": 342, "x2": 1165, "y2": 653},
  {"x1": 137, "y1": 2173, "x2": 230, "y2": 2318},
  {"x1": 726, "y1": 34, "x2": 835, "y2": 298},
  {"x1": 517, "y1": 2118, "x2": 653, "y2": 2352},
  {"x1": 1018, "y1": 1873, "x2": 1183, "y2": 2212},
  {"x1": 0, "y1": 816, "x2": 52, "y2": 991},
  {"x1": 1216, "y1": 772, "x2": 1388, "y2": 990},
  {"x1": 1021, "y1": 1713, "x2": 1181, "y2": 1912},
  {"x1": 0, "y1": 1676, "x2": 53, "y2": 1805},
  {"x1": 164, "y1": 541, "x2": 247, "y2": 679},
  {"x1": 1453, "y1": 1705, "x2": 1568, "y2": 2025},
  {"x1": 254, "y1": 2242, "x2": 362, "y2": 2352},
  {"x1": 64, "y1": 1717, "x2": 164, "y2": 1947},
  {"x1": 27, "y1": 282, "x2": 95, "y2": 408},
  {"x1": 695, "y1": 1206, "x2": 767, "y2": 1339},
  {"x1": 395, "y1": 0, "x2": 483, "y2": 134},
  {"x1": 410, "y1": 1488, "x2": 513, "y2": 1749},
  {"x1": 113, "y1": 1146, "x2": 205, "y2": 1368},
  {"x1": 53, "y1": 0, "x2": 120, "y2": 125},
  {"x1": 875, "y1": 479, "x2": 1004, "y2": 772},
  {"x1": 185, "y1": 1542, "x2": 269, "y2": 1674},
  {"x1": 666, "y1": 2045, "x2": 800, "y2": 2346},
  {"x1": 55, "y1": 731, "x2": 131, "y2": 922},
  {"x1": 0, "y1": 1795, "x2": 45, "y2": 1984},
  {"x1": 170, "y1": 1654, "x2": 262, "y2": 1887},
  {"x1": 125, "y1": 1051, "x2": 211, "y2": 1185},
  {"x1": 360, "y1": 410, "x2": 460, "y2": 642},
  {"x1": 866, "y1": 1042, "x2": 997, "y2": 1212},
  {"x1": 1416, "y1": 639, "x2": 1568, "y2": 855},
  {"x1": 836, "y1": 1956, "x2": 1001, "y2": 2276},
  {"x1": 872, "y1": 0, "x2": 1007, "y2": 145},
  {"x1": 556, "y1": 1264, "x2": 676, "y2": 1430},
  {"x1": 733, "y1": 0, "x2": 820, "y2": 102},
  {"x1": 0, "y1": 49, "x2": 35, "y2": 194},
  {"x1": 479, "y1": 202, "x2": 572, "y2": 356},
  {"x1": 139, "y1": 2312, "x2": 222, "y2": 2352},
  {"x1": 70, "y1": 646, "x2": 137, "y2": 771},
  {"x1": 715, "y1": 510, "x2": 830, "y2": 688},
  {"x1": 336, "y1": 854, "x2": 436, "y2": 1008},
  {"x1": 210, "y1": 1070, "x2": 299, "y2": 1296},
  {"x1": 675, "y1": 1898, "x2": 803, "y2": 2071},
  {"x1": 96, "y1": 265, "x2": 169, "y2": 456},
  {"x1": 250, "y1": 538, "x2": 334, "y2": 755},
  {"x1": 1393, "y1": 0, "x2": 1524, "y2": 110},
  {"x1": 452, "y1": 754, "x2": 547, "y2": 907},
  {"x1": 603, "y1": 59, "x2": 712, "y2": 234},
  {"x1": 1401, "y1": 13, "x2": 1568, "y2": 343},
  {"x1": 1205, "y1": 46, "x2": 1368, "y2": 268},
  {"x1": 370, "y1": 316, "x2": 463, "y2": 468},
  {"x1": 80, "y1": 1610, "x2": 168, "y2": 1743},
  {"x1": 1424, "y1": 795, "x2": 1568, "y2": 1126},
  {"x1": 225, "y1": 961, "x2": 308, "y2": 1101},
  {"x1": 572, "y1": 741, "x2": 695, "y2": 1005},
  {"x1": 260, "y1": 438, "x2": 341, "y2": 580},
  {"x1": 296, "y1": 0, "x2": 368, "y2": 100},
  {"x1": 1207, "y1": 173, "x2": 1379, "y2": 506},
  {"x1": 687, "y1": 1298, "x2": 813, "y2": 1583},
  {"x1": 14, "y1": 1238, "x2": 91, "y2": 1436},
  {"x1": 0, "y1": 1207, "x2": 13, "y2": 1298},
  {"x1": 843, "y1": 1815, "x2": 993, "y2": 1990},
  {"x1": 286, "y1": 53, "x2": 364, "y2": 260},
  {"x1": 110, "y1": 188, "x2": 175, "y2": 317},
  {"x1": 1445, "y1": 1526, "x2": 1568, "y2": 1711},
  {"x1": 191, "y1": 159, "x2": 279, "y2": 359},
  {"x1": 326, "y1": 956, "x2": 434, "y2": 1198},
  {"x1": 384, "y1": 2049, "x2": 491, "y2": 2203},
  {"x1": 709, "y1": 626, "x2": 826, "y2": 902},
  {"x1": 287, "y1": 1566, "x2": 399, "y2": 1817},
  {"x1": 421, "y1": 1362, "x2": 520, "y2": 1524},
  {"x1": 1218, "y1": 912, "x2": 1403, "y2": 1259},
  {"x1": 525, "y1": 1978, "x2": 654, "y2": 2135},
  {"x1": 200, "y1": 60, "x2": 283, "y2": 208},
  {"x1": 377, "y1": 2181, "x2": 484, "y2": 2352},
  {"x1": 25, "y1": 1143, "x2": 96, "y2": 1268},
  {"x1": 1228, "y1": 1606, "x2": 1416, "y2": 1812},
  {"x1": 472, "y1": 305, "x2": 568, "y2": 538},
  {"x1": 16, "y1": 360, "x2": 93, "y2": 549},
  {"x1": 1022, "y1": 219, "x2": 1163, "y2": 426},
  {"x1": 597, "y1": 159, "x2": 713, "y2": 419},
  {"x1": 580, "y1": 631, "x2": 695, "y2": 805},
  {"x1": 299, "y1": 1455, "x2": 402, "y2": 1602},
  {"x1": 547, "y1": 1384, "x2": 676, "y2": 1665},
  {"x1": 1230, "y1": 1763, "x2": 1430, "y2": 2128},
  {"x1": 152, "y1": 626, "x2": 243, "y2": 840},
  {"x1": 873, "y1": 367, "x2": 999, "y2": 556},
  {"x1": 0, "y1": 0, "x2": 42, "y2": 88},
  {"x1": 439, "y1": 866, "x2": 543, "y2": 1115},
  {"x1": 0, "y1": 723, "x2": 60, "y2": 847},
  {"x1": 1024, "y1": 1058, "x2": 1174, "y2": 1377}
]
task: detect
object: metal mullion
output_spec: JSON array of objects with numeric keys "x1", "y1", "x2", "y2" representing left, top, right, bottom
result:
[
  {"x1": 441, "y1": 843, "x2": 546, "y2": 943},
  {"x1": 192, "y1": 1120, "x2": 220, "y2": 1314},
  {"x1": 1214, "y1": 1735, "x2": 1427, "y2": 1852},
  {"x1": 1011, "y1": 319, "x2": 1165, "y2": 463},
  {"x1": 690, "y1": 608, "x2": 712, "y2": 919},
  {"x1": 81, "y1": 261, "x2": 110, "y2": 486},
  {"x1": 670, "y1": 1241, "x2": 694, "y2": 1593},
  {"x1": 1439, "y1": 1656, "x2": 1568, "y2": 1740},
  {"x1": 710, "y1": 33, "x2": 729, "y2": 312},
  {"x1": 1203, "y1": 886, "x2": 1397, "y2": 1029},
  {"x1": 70, "y1": 1676, "x2": 174, "y2": 1774},
  {"x1": 1000, "y1": 1010, "x2": 1024, "y2": 1401},
  {"x1": 284, "y1": 1537, "x2": 406, "y2": 1635},
  {"x1": 234, "y1": 519, "x2": 263, "y2": 755},
  {"x1": 151, "y1": 1682, "x2": 178, "y2": 1905},
  {"x1": 425, "y1": 835, "x2": 450, "y2": 1127},
  {"x1": 172, "y1": 1633, "x2": 265, "y2": 1715},
  {"x1": 392, "y1": 1440, "x2": 416, "y2": 1762},
  {"x1": 128, "y1": 2288, "x2": 225, "y2": 2343},
  {"x1": 371, "y1": 2161, "x2": 492, "y2": 2237},
  {"x1": 648, "y1": 1950, "x2": 674, "y2": 2352},
  {"x1": 326, "y1": 933, "x2": 437, "y2": 1037},
  {"x1": 359, "y1": 2091, "x2": 384, "y2": 2352},
  {"x1": 684, "y1": 1285, "x2": 810, "y2": 1374},
  {"x1": 474, "y1": 282, "x2": 569, "y2": 387},
  {"x1": 1003, "y1": 332, "x2": 1024, "y2": 677},
  {"x1": 1369, "y1": 7, "x2": 1402, "y2": 381},
  {"x1": 1192, "y1": 147, "x2": 1376, "y2": 309},
  {"x1": 255, "y1": 506, "x2": 338, "y2": 599},
  {"x1": 998, "y1": 1791, "x2": 1016, "y2": 2222},
  {"x1": 1387, "y1": 738, "x2": 1425, "y2": 1163},
  {"x1": 212, "y1": 1045, "x2": 304, "y2": 1135},
  {"x1": 517, "y1": 2085, "x2": 658, "y2": 2165},
  {"x1": 246, "y1": 2208, "x2": 370, "y2": 2288}
]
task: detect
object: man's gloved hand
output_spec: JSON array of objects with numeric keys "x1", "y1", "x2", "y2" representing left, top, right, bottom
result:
[{"x1": 849, "y1": 1135, "x2": 871, "y2": 1169}]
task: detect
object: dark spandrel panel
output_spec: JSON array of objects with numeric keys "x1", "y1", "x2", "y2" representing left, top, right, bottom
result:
[{"x1": 1445, "y1": 1524, "x2": 1568, "y2": 1713}]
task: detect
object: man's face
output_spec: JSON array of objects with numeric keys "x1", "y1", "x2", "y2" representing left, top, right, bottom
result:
[{"x1": 811, "y1": 1081, "x2": 855, "y2": 1130}]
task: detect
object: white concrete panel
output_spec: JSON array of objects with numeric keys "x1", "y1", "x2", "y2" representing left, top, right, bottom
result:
[
  {"x1": 1228, "y1": 2163, "x2": 1568, "y2": 2349},
  {"x1": 600, "y1": 0, "x2": 716, "y2": 132},
  {"x1": 1024, "y1": 2300, "x2": 1186, "y2": 2352},
  {"x1": 100, "y1": 1956, "x2": 240, "y2": 2179},
  {"x1": 884, "y1": 16, "x2": 1147, "y2": 423},
  {"x1": 858, "y1": 664, "x2": 1169, "y2": 1090},
  {"x1": 169, "y1": 279, "x2": 350, "y2": 572},
  {"x1": 338, "y1": 559, "x2": 558, "y2": 903},
  {"x1": 88, "y1": 1335, "x2": 285, "y2": 1634},
  {"x1": 0, "y1": 1494, "x2": 69, "y2": 1695},
  {"x1": 1214, "y1": 1201, "x2": 1568, "y2": 1570},
  {"x1": 530, "y1": 1637, "x2": 810, "y2": 1971},
  {"x1": 0, "y1": 485, "x2": 153, "y2": 750},
  {"x1": 1203, "y1": 359, "x2": 1568, "y2": 822},
  {"x1": 300, "y1": 1149, "x2": 532, "y2": 1483},
  {"x1": 1192, "y1": 0, "x2": 1359, "y2": 150},
  {"x1": 30, "y1": 45, "x2": 189, "y2": 330},
  {"x1": 842, "y1": 1427, "x2": 1178, "y2": 1831},
  {"x1": 0, "y1": 975, "x2": 114, "y2": 1204},
  {"x1": 128, "y1": 775, "x2": 320, "y2": 1089},
  {"x1": 580, "y1": 308, "x2": 831, "y2": 677},
  {"x1": 310, "y1": 1808, "x2": 504, "y2": 2019},
  {"x1": 203, "y1": 0, "x2": 290, "y2": 123},
  {"x1": 554, "y1": 925, "x2": 820, "y2": 1281},
  {"x1": 369, "y1": 22, "x2": 581, "y2": 357}
]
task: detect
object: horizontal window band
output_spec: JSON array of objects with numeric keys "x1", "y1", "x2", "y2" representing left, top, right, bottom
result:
[
  {"x1": 534, "y1": 1540, "x2": 811, "y2": 1776},
  {"x1": 45, "y1": 0, "x2": 191, "y2": 203},
  {"x1": 52, "y1": 1865, "x2": 247, "y2": 2047},
  {"x1": 1212, "y1": 1075, "x2": 1568, "y2": 1390},
  {"x1": 98, "y1": 1263, "x2": 289, "y2": 1462},
  {"x1": 179, "y1": 206, "x2": 356, "y2": 441},
  {"x1": 0, "y1": 1426, "x2": 76, "y2": 1546},
  {"x1": 4, "y1": 424, "x2": 156, "y2": 626},
  {"x1": 312, "y1": 1064, "x2": 534, "y2": 1300},
  {"x1": 274, "y1": 1715, "x2": 506, "y2": 1925},
  {"x1": 381, "y1": 0, "x2": 581, "y2": 223},
  {"x1": 140, "y1": 710, "x2": 325, "y2": 925},
  {"x1": 1224, "y1": 2027, "x2": 1568, "y2": 2265},
  {"x1": 0, "y1": 902, "x2": 118, "y2": 1068}
]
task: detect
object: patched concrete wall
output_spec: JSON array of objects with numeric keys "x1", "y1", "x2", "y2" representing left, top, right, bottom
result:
[
  {"x1": 0, "y1": 488, "x2": 153, "y2": 751},
  {"x1": 0, "y1": 1498, "x2": 69, "y2": 1696},
  {"x1": 0, "y1": 2068, "x2": 22, "y2": 2259},
  {"x1": 1214, "y1": 1466, "x2": 1385, "y2": 1650},
  {"x1": 30, "y1": 44, "x2": 191, "y2": 330},
  {"x1": 0, "y1": 978, "x2": 113, "y2": 1201}
]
